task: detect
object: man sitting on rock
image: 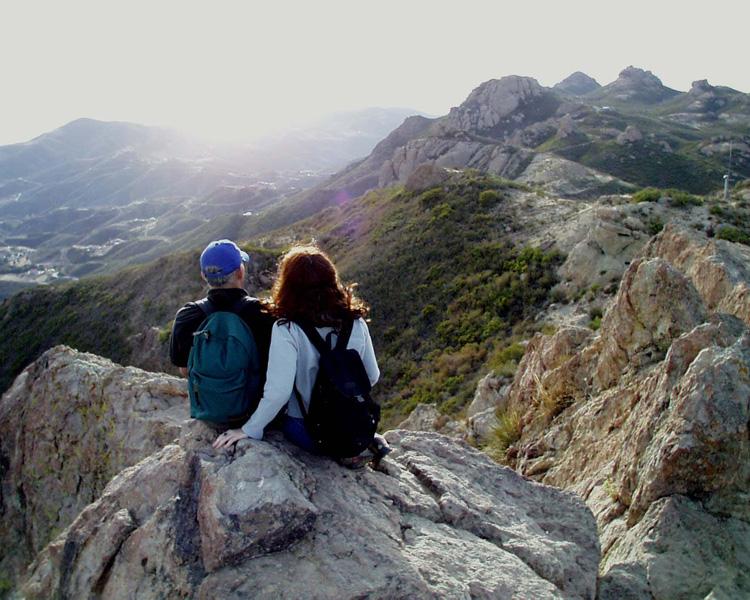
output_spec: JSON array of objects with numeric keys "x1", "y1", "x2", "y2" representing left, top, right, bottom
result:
[{"x1": 169, "y1": 239, "x2": 275, "y2": 430}]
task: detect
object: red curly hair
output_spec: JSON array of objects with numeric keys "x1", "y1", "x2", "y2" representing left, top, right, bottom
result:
[{"x1": 269, "y1": 245, "x2": 368, "y2": 327}]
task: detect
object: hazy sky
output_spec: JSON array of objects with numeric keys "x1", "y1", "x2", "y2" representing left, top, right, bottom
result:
[{"x1": 1, "y1": 0, "x2": 748, "y2": 145}]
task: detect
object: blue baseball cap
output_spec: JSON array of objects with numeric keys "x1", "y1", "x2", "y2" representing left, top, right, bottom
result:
[{"x1": 200, "y1": 240, "x2": 249, "y2": 281}]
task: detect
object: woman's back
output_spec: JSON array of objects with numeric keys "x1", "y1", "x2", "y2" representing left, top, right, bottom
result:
[{"x1": 242, "y1": 317, "x2": 379, "y2": 438}]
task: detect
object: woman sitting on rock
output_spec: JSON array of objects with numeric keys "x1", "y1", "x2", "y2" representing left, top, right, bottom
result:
[{"x1": 212, "y1": 245, "x2": 389, "y2": 468}]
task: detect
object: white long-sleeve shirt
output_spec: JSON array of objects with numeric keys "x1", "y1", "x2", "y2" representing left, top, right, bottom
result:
[{"x1": 241, "y1": 318, "x2": 379, "y2": 439}]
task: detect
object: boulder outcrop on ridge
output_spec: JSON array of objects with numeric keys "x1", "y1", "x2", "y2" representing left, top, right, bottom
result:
[
  {"x1": 21, "y1": 427, "x2": 599, "y2": 599},
  {"x1": 494, "y1": 225, "x2": 750, "y2": 598},
  {"x1": 0, "y1": 348, "x2": 600, "y2": 599},
  {"x1": 0, "y1": 346, "x2": 188, "y2": 588}
]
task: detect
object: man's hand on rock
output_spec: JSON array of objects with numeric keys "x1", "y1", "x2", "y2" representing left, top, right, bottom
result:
[{"x1": 212, "y1": 429, "x2": 248, "y2": 450}]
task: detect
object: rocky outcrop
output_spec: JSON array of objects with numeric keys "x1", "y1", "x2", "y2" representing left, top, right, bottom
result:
[
  {"x1": 1, "y1": 345, "x2": 600, "y2": 598},
  {"x1": 125, "y1": 325, "x2": 175, "y2": 375},
  {"x1": 437, "y1": 76, "x2": 559, "y2": 136},
  {"x1": 19, "y1": 425, "x2": 600, "y2": 599},
  {"x1": 0, "y1": 346, "x2": 188, "y2": 590},
  {"x1": 554, "y1": 200, "x2": 650, "y2": 295},
  {"x1": 378, "y1": 137, "x2": 532, "y2": 187},
  {"x1": 496, "y1": 225, "x2": 750, "y2": 598},
  {"x1": 518, "y1": 154, "x2": 633, "y2": 198},
  {"x1": 593, "y1": 66, "x2": 680, "y2": 105},
  {"x1": 330, "y1": 76, "x2": 558, "y2": 190},
  {"x1": 599, "y1": 495, "x2": 750, "y2": 599},
  {"x1": 592, "y1": 257, "x2": 707, "y2": 390},
  {"x1": 643, "y1": 224, "x2": 750, "y2": 324},
  {"x1": 403, "y1": 163, "x2": 453, "y2": 193},
  {"x1": 615, "y1": 125, "x2": 643, "y2": 144},
  {"x1": 553, "y1": 72, "x2": 601, "y2": 96}
]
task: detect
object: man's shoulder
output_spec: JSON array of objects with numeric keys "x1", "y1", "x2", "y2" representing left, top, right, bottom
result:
[
  {"x1": 174, "y1": 300, "x2": 205, "y2": 322},
  {"x1": 237, "y1": 296, "x2": 271, "y2": 318}
]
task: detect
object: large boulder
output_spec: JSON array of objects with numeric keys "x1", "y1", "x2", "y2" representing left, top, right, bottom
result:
[
  {"x1": 437, "y1": 76, "x2": 555, "y2": 135},
  {"x1": 21, "y1": 429, "x2": 600, "y2": 599},
  {"x1": 593, "y1": 257, "x2": 707, "y2": 390},
  {"x1": 518, "y1": 154, "x2": 633, "y2": 199},
  {"x1": 644, "y1": 223, "x2": 750, "y2": 324},
  {"x1": 0, "y1": 346, "x2": 188, "y2": 589},
  {"x1": 599, "y1": 495, "x2": 750, "y2": 599},
  {"x1": 498, "y1": 225, "x2": 750, "y2": 598}
]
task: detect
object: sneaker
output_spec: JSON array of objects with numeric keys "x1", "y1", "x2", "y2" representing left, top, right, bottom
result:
[
  {"x1": 369, "y1": 434, "x2": 392, "y2": 468},
  {"x1": 337, "y1": 447, "x2": 375, "y2": 470}
]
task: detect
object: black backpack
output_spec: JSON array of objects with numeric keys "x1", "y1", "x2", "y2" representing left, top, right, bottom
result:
[{"x1": 294, "y1": 319, "x2": 380, "y2": 458}]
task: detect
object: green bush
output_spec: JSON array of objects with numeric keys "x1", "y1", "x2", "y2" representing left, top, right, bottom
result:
[
  {"x1": 716, "y1": 225, "x2": 750, "y2": 245},
  {"x1": 158, "y1": 321, "x2": 174, "y2": 344},
  {"x1": 663, "y1": 188, "x2": 702, "y2": 207},
  {"x1": 632, "y1": 187, "x2": 662, "y2": 203},
  {"x1": 479, "y1": 189, "x2": 502, "y2": 207},
  {"x1": 418, "y1": 188, "x2": 443, "y2": 208},
  {"x1": 647, "y1": 216, "x2": 664, "y2": 235},
  {"x1": 488, "y1": 342, "x2": 525, "y2": 371},
  {"x1": 632, "y1": 187, "x2": 701, "y2": 207}
]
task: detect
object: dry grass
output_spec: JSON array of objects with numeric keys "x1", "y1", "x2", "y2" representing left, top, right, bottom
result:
[
  {"x1": 484, "y1": 406, "x2": 522, "y2": 463},
  {"x1": 533, "y1": 373, "x2": 580, "y2": 421}
]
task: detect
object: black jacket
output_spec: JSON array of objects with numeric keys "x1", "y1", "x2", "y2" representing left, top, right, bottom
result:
[{"x1": 169, "y1": 288, "x2": 275, "y2": 376}]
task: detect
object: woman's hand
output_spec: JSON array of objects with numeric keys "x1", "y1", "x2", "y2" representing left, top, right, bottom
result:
[{"x1": 212, "y1": 428, "x2": 248, "y2": 450}]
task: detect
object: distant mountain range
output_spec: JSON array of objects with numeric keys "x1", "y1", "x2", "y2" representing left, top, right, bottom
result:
[
  {"x1": 2, "y1": 66, "x2": 749, "y2": 299},
  {"x1": 0, "y1": 108, "x2": 419, "y2": 296},
  {"x1": 245, "y1": 66, "x2": 749, "y2": 237}
]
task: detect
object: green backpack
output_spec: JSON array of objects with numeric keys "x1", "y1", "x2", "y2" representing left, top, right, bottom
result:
[{"x1": 187, "y1": 297, "x2": 261, "y2": 425}]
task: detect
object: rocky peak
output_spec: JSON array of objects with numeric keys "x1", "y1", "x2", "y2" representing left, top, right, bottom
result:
[
  {"x1": 553, "y1": 71, "x2": 601, "y2": 95},
  {"x1": 463, "y1": 75, "x2": 546, "y2": 111},
  {"x1": 615, "y1": 66, "x2": 664, "y2": 87},
  {"x1": 437, "y1": 75, "x2": 558, "y2": 138},
  {"x1": 689, "y1": 79, "x2": 715, "y2": 95},
  {"x1": 600, "y1": 66, "x2": 680, "y2": 104}
]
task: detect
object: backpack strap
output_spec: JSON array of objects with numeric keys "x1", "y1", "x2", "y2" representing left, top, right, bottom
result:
[
  {"x1": 296, "y1": 319, "x2": 354, "y2": 355},
  {"x1": 195, "y1": 295, "x2": 258, "y2": 317},
  {"x1": 293, "y1": 387, "x2": 308, "y2": 418},
  {"x1": 229, "y1": 295, "x2": 257, "y2": 315},
  {"x1": 334, "y1": 319, "x2": 354, "y2": 351},
  {"x1": 193, "y1": 297, "x2": 216, "y2": 318}
]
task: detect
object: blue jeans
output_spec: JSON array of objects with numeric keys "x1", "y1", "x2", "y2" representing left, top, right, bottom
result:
[{"x1": 281, "y1": 416, "x2": 318, "y2": 454}]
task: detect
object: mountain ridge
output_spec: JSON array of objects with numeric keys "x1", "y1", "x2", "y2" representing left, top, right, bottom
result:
[
  {"x1": 0, "y1": 109, "x2": 420, "y2": 296},
  {"x1": 242, "y1": 66, "x2": 749, "y2": 238}
]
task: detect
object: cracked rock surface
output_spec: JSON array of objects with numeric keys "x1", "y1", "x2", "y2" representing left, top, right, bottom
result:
[
  {"x1": 0, "y1": 346, "x2": 188, "y2": 588},
  {"x1": 18, "y1": 420, "x2": 599, "y2": 599},
  {"x1": 502, "y1": 225, "x2": 750, "y2": 598}
]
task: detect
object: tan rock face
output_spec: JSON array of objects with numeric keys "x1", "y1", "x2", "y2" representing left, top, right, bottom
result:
[
  {"x1": 0, "y1": 346, "x2": 188, "y2": 588},
  {"x1": 644, "y1": 224, "x2": 750, "y2": 325},
  {"x1": 439, "y1": 76, "x2": 547, "y2": 134},
  {"x1": 497, "y1": 225, "x2": 750, "y2": 597},
  {"x1": 20, "y1": 428, "x2": 600, "y2": 600},
  {"x1": 599, "y1": 495, "x2": 750, "y2": 600},
  {"x1": 593, "y1": 257, "x2": 707, "y2": 390},
  {"x1": 556, "y1": 204, "x2": 647, "y2": 292},
  {"x1": 403, "y1": 163, "x2": 452, "y2": 193},
  {"x1": 378, "y1": 137, "x2": 530, "y2": 187}
]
